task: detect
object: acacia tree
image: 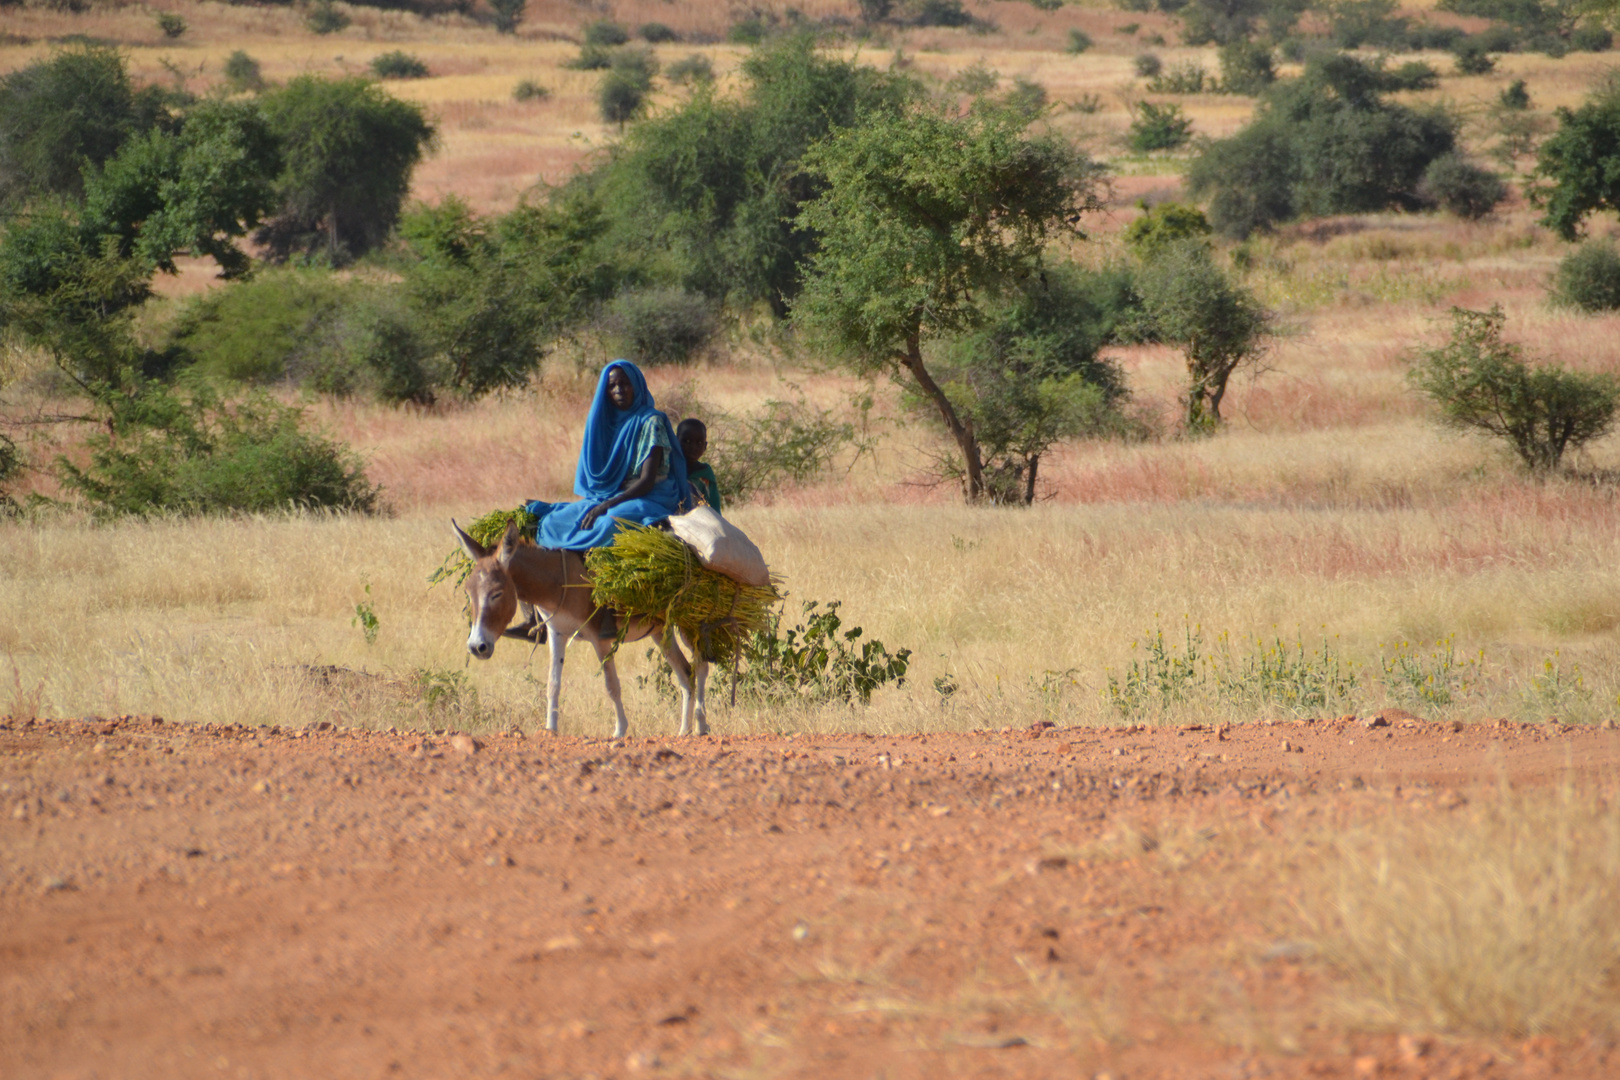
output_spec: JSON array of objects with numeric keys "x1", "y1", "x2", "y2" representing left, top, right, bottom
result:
[
  {"x1": 792, "y1": 102, "x2": 1103, "y2": 502},
  {"x1": 1531, "y1": 75, "x2": 1620, "y2": 240}
]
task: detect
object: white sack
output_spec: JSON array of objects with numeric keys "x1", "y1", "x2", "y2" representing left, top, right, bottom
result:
[{"x1": 667, "y1": 506, "x2": 771, "y2": 588}]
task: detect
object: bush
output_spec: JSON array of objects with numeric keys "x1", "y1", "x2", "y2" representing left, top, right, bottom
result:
[
  {"x1": 1500, "y1": 78, "x2": 1531, "y2": 110},
  {"x1": 1419, "y1": 154, "x2": 1506, "y2": 219},
  {"x1": 1551, "y1": 241, "x2": 1620, "y2": 312},
  {"x1": 490, "y1": 0, "x2": 524, "y2": 35},
  {"x1": 156, "y1": 12, "x2": 186, "y2": 38},
  {"x1": 512, "y1": 80, "x2": 548, "y2": 101},
  {"x1": 707, "y1": 397, "x2": 868, "y2": 504},
  {"x1": 169, "y1": 268, "x2": 371, "y2": 387},
  {"x1": 1134, "y1": 52, "x2": 1163, "y2": 78},
  {"x1": 733, "y1": 600, "x2": 910, "y2": 705},
  {"x1": 1128, "y1": 101, "x2": 1193, "y2": 151},
  {"x1": 1573, "y1": 23, "x2": 1613, "y2": 52},
  {"x1": 1124, "y1": 201, "x2": 1212, "y2": 255},
  {"x1": 1148, "y1": 62, "x2": 1211, "y2": 94},
  {"x1": 665, "y1": 53, "x2": 714, "y2": 85},
  {"x1": 306, "y1": 0, "x2": 351, "y2": 35},
  {"x1": 639, "y1": 22, "x2": 679, "y2": 43},
  {"x1": 584, "y1": 19, "x2": 630, "y2": 46},
  {"x1": 566, "y1": 45, "x2": 613, "y2": 71},
  {"x1": 1404, "y1": 22, "x2": 1467, "y2": 50},
  {"x1": 1454, "y1": 42, "x2": 1497, "y2": 75},
  {"x1": 914, "y1": 0, "x2": 974, "y2": 27},
  {"x1": 370, "y1": 51, "x2": 429, "y2": 79},
  {"x1": 1531, "y1": 77, "x2": 1620, "y2": 240},
  {"x1": 1066, "y1": 29, "x2": 1094, "y2": 54},
  {"x1": 58, "y1": 388, "x2": 380, "y2": 516},
  {"x1": 223, "y1": 50, "x2": 264, "y2": 92},
  {"x1": 1411, "y1": 305, "x2": 1620, "y2": 472},
  {"x1": 602, "y1": 287, "x2": 716, "y2": 366},
  {"x1": 728, "y1": 17, "x2": 768, "y2": 44},
  {"x1": 1384, "y1": 60, "x2": 1440, "y2": 92},
  {"x1": 1219, "y1": 40, "x2": 1274, "y2": 95}
]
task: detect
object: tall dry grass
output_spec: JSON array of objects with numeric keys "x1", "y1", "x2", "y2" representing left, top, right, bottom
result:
[{"x1": 1306, "y1": 779, "x2": 1620, "y2": 1037}]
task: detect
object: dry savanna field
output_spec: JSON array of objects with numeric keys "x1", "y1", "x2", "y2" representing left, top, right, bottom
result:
[{"x1": 4, "y1": 1, "x2": 1620, "y2": 1077}]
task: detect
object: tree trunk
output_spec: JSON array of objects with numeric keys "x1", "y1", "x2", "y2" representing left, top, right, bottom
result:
[
  {"x1": 898, "y1": 334, "x2": 985, "y2": 501},
  {"x1": 1023, "y1": 453, "x2": 1039, "y2": 506}
]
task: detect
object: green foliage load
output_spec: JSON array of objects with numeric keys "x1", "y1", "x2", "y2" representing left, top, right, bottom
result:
[
  {"x1": 427, "y1": 505, "x2": 538, "y2": 586},
  {"x1": 1410, "y1": 306, "x2": 1620, "y2": 472},
  {"x1": 223, "y1": 51, "x2": 265, "y2": 93},
  {"x1": 1418, "y1": 154, "x2": 1506, "y2": 219},
  {"x1": 256, "y1": 76, "x2": 435, "y2": 263},
  {"x1": 1532, "y1": 77, "x2": 1620, "y2": 241},
  {"x1": 370, "y1": 52, "x2": 430, "y2": 80},
  {"x1": 1551, "y1": 240, "x2": 1620, "y2": 312},
  {"x1": 0, "y1": 44, "x2": 178, "y2": 207},
  {"x1": 585, "y1": 524, "x2": 781, "y2": 665},
  {"x1": 1187, "y1": 53, "x2": 1457, "y2": 238},
  {"x1": 1128, "y1": 101, "x2": 1193, "y2": 151},
  {"x1": 58, "y1": 389, "x2": 379, "y2": 517}
]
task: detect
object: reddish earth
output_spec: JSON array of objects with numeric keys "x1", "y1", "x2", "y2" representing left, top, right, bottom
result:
[{"x1": 4, "y1": 713, "x2": 1619, "y2": 1079}]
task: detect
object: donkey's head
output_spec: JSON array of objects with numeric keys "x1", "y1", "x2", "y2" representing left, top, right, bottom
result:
[{"x1": 451, "y1": 518, "x2": 523, "y2": 660}]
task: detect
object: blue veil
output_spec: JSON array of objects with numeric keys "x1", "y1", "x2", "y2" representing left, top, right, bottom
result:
[{"x1": 536, "y1": 360, "x2": 688, "y2": 551}]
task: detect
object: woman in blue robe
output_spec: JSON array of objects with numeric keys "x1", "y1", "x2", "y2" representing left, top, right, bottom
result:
[{"x1": 536, "y1": 361, "x2": 688, "y2": 551}]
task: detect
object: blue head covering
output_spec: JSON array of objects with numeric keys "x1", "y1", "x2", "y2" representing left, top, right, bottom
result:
[{"x1": 574, "y1": 360, "x2": 688, "y2": 502}]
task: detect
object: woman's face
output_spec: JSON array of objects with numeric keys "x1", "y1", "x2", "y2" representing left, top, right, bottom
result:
[{"x1": 606, "y1": 368, "x2": 635, "y2": 410}]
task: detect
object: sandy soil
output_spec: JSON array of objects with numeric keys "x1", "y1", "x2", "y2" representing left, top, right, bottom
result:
[{"x1": 4, "y1": 713, "x2": 1619, "y2": 1079}]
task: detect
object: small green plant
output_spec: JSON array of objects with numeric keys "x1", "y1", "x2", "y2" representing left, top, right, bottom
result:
[
  {"x1": 1069, "y1": 92, "x2": 1102, "y2": 114},
  {"x1": 707, "y1": 394, "x2": 874, "y2": 504},
  {"x1": 1379, "y1": 636, "x2": 1480, "y2": 708},
  {"x1": 513, "y1": 80, "x2": 549, "y2": 102},
  {"x1": 584, "y1": 19, "x2": 629, "y2": 46},
  {"x1": 223, "y1": 50, "x2": 264, "y2": 92},
  {"x1": 1148, "y1": 62, "x2": 1211, "y2": 95},
  {"x1": 409, "y1": 668, "x2": 480, "y2": 721},
  {"x1": 306, "y1": 0, "x2": 351, "y2": 35},
  {"x1": 1066, "y1": 29, "x2": 1093, "y2": 54},
  {"x1": 738, "y1": 600, "x2": 912, "y2": 705},
  {"x1": 1215, "y1": 631, "x2": 1360, "y2": 710},
  {"x1": 1134, "y1": 52, "x2": 1163, "y2": 78},
  {"x1": 566, "y1": 45, "x2": 613, "y2": 71},
  {"x1": 156, "y1": 12, "x2": 186, "y2": 39},
  {"x1": 1123, "y1": 201, "x2": 1212, "y2": 256},
  {"x1": 370, "y1": 51, "x2": 429, "y2": 79},
  {"x1": 1410, "y1": 306, "x2": 1620, "y2": 472},
  {"x1": 947, "y1": 63, "x2": 999, "y2": 95},
  {"x1": 1106, "y1": 622, "x2": 1206, "y2": 717},
  {"x1": 490, "y1": 0, "x2": 525, "y2": 34},
  {"x1": 1526, "y1": 652, "x2": 1590, "y2": 715},
  {"x1": 639, "y1": 22, "x2": 679, "y2": 43},
  {"x1": 1551, "y1": 241, "x2": 1620, "y2": 312},
  {"x1": 1128, "y1": 101, "x2": 1193, "y2": 152},
  {"x1": 353, "y1": 580, "x2": 380, "y2": 645},
  {"x1": 1454, "y1": 42, "x2": 1496, "y2": 75},
  {"x1": 666, "y1": 53, "x2": 714, "y2": 85},
  {"x1": 1499, "y1": 79, "x2": 1531, "y2": 110}
]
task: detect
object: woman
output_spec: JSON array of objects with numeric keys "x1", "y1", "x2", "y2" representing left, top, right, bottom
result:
[{"x1": 536, "y1": 361, "x2": 688, "y2": 551}]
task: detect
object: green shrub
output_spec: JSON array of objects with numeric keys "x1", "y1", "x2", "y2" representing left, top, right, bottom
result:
[
  {"x1": 1500, "y1": 79, "x2": 1531, "y2": 110},
  {"x1": 306, "y1": 0, "x2": 351, "y2": 35},
  {"x1": 584, "y1": 19, "x2": 630, "y2": 46},
  {"x1": 1454, "y1": 42, "x2": 1496, "y2": 75},
  {"x1": 156, "y1": 12, "x2": 186, "y2": 39},
  {"x1": 603, "y1": 287, "x2": 715, "y2": 366},
  {"x1": 1411, "y1": 305, "x2": 1620, "y2": 472},
  {"x1": 706, "y1": 395, "x2": 867, "y2": 504},
  {"x1": 490, "y1": 0, "x2": 524, "y2": 35},
  {"x1": 665, "y1": 53, "x2": 713, "y2": 85},
  {"x1": 736, "y1": 600, "x2": 911, "y2": 705},
  {"x1": 1573, "y1": 23, "x2": 1613, "y2": 52},
  {"x1": 1066, "y1": 29, "x2": 1094, "y2": 54},
  {"x1": 913, "y1": 0, "x2": 973, "y2": 27},
  {"x1": 1134, "y1": 52, "x2": 1163, "y2": 78},
  {"x1": 1551, "y1": 241, "x2": 1620, "y2": 312},
  {"x1": 728, "y1": 16, "x2": 769, "y2": 44},
  {"x1": 370, "y1": 51, "x2": 429, "y2": 79},
  {"x1": 1384, "y1": 60, "x2": 1440, "y2": 92},
  {"x1": 566, "y1": 45, "x2": 613, "y2": 71},
  {"x1": 1148, "y1": 62, "x2": 1211, "y2": 94},
  {"x1": 1128, "y1": 101, "x2": 1193, "y2": 151},
  {"x1": 58, "y1": 388, "x2": 380, "y2": 517},
  {"x1": 1218, "y1": 40, "x2": 1273, "y2": 95},
  {"x1": 223, "y1": 50, "x2": 264, "y2": 92},
  {"x1": 639, "y1": 22, "x2": 679, "y2": 43},
  {"x1": 1419, "y1": 154, "x2": 1506, "y2": 219},
  {"x1": 947, "y1": 63, "x2": 999, "y2": 95},
  {"x1": 513, "y1": 80, "x2": 548, "y2": 101},
  {"x1": 169, "y1": 268, "x2": 366, "y2": 386},
  {"x1": 1124, "y1": 201, "x2": 1212, "y2": 255}
]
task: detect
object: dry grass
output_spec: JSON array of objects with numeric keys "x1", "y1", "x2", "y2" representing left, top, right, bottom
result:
[{"x1": 1304, "y1": 780, "x2": 1620, "y2": 1037}]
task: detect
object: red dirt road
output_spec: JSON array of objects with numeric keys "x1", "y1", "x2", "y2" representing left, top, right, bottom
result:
[{"x1": 4, "y1": 714, "x2": 1619, "y2": 1080}]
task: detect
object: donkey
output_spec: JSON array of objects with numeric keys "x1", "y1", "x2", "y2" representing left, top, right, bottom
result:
[{"x1": 451, "y1": 519, "x2": 710, "y2": 738}]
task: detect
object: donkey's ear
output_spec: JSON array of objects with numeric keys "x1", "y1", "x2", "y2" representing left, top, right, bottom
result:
[
  {"x1": 496, "y1": 519, "x2": 521, "y2": 569},
  {"x1": 451, "y1": 519, "x2": 488, "y2": 562}
]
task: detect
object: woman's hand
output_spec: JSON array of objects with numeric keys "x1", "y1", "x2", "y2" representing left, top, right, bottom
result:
[{"x1": 579, "y1": 501, "x2": 611, "y2": 531}]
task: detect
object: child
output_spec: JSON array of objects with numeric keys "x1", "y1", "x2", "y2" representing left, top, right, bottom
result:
[{"x1": 676, "y1": 418, "x2": 722, "y2": 515}]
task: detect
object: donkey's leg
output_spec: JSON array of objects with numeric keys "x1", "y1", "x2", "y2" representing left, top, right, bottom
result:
[
  {"x1": 544, "y1": 619, "x2": 569, "y2": 735},
  {"x1": 674, "y1": 628, "x2": 710, "y2": 737},
  {"x1": 655, "y1": 631, "x2": 697, "y2": 736},
  {"x1": 592, "y1": 638, "x2": 632, "y2": 740}
]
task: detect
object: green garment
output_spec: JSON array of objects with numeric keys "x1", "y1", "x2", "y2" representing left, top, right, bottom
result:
[
  {"x1": 628, "y1": 414, "x2": 673, "y2": 485},
  {"x1": 687, "y1": 461, "x2": 723, "y2": 514}
]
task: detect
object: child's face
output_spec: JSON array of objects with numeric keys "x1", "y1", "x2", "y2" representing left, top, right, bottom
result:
[{"x1": 680, "y1": 429, "x2": 707, "y2": 463}]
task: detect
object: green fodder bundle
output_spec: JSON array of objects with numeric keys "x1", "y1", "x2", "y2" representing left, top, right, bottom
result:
[
  {"x1": 585, "y1": 523, "x2": 780, "y2": 664},
  {"x1": 428, "y1": 506, "x2": 538, "y2": 586}
]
